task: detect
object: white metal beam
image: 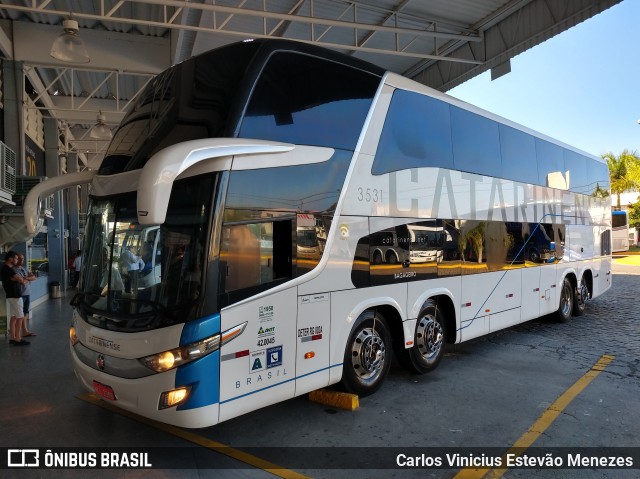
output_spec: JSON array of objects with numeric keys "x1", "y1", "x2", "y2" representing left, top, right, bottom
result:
[
  {"x1": 0, "y1": 20, "x2": 14, "y2": 59},
  {"x1": 0, "y1": 0, "x2": 483, "y2": 64}
]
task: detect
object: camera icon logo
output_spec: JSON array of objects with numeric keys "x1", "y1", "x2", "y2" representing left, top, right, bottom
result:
[{"x1": 7, "y1": 449, "x2": 39, "y2": 467}]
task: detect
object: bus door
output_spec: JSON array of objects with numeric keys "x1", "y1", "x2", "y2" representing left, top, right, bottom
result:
[
  {"x1": 595, "y1": 226, "x2": 612, "y2": 296},
  {"x1": 217, "y1": 217, "x2": 300, "y2": 422},
  {"x1": 218, "y1": 287, "x2": 297, "y2": 423}
]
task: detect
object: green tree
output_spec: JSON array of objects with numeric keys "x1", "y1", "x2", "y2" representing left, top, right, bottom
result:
[
  {"x1": 458, "y1": 222, "x2": 485, "y2": 263},
  {"x1": 602, "y1": 149, "x2": 640, "y2": 208},
  {"x1": 627, "y1": 198, "x2": 640, "y2": 230}
]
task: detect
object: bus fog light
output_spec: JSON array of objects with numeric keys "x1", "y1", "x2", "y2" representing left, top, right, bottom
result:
[{"x1": 159, "y1": 386, "x2": 191, "y2": 410}]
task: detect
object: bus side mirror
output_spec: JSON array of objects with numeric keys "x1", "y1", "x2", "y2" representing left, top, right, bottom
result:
[{"x1": 70, "y1": 293, "x2": 82, "y2": 307}]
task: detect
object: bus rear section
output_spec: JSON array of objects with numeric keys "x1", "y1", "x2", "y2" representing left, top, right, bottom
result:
[{"x1": 612, "y1": 209, "x2": 630, "y2": 252}]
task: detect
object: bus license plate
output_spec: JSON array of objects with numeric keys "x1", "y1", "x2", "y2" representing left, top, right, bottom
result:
[{"x1": 93, "y1": 380, "x2": 116, "y2": 401}]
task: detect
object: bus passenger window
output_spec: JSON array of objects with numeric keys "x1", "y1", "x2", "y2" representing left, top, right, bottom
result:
[
  {"x1": 223, "y1": 224, "x2": 261, "y2": 292},
  {"x1": 222, "y1": 220, "x2": 293, "y2": 296}
]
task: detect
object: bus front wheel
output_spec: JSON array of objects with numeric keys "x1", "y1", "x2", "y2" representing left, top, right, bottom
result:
[
  {"x1": 341, "y1": 311, "x2": 392, "y2": 397},
  {"x1": 398, "y1": 300, "x2": 445, "y2": 374},
  {"x1": 556, "y1": 277, "x2": 573, "y2": 323}
]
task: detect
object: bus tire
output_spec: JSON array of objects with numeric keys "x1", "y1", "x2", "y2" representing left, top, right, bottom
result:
[
  {"x1": 529, "y1": 247, "x2": 540, "y2": 263},
  {"x1": 341, "y1": 311, "x2": 392, "y2": 397},
  {"x1": 398, "y1": 300, "x2": 445, "y2": 374},
  {"x1": 556, "y1": 277, "x2": 573, "y2": 323},
  {"x1": 572, "y1": 280, "x2": 590, "y2": 316}
]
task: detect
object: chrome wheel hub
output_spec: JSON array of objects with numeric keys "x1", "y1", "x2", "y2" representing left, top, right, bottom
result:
[
  {"x1": 416, "y1": 314, "x2": 443, "y2": 361},
  {"x1": 351, "y1": 327, "x2": 386, "y2": 380}
]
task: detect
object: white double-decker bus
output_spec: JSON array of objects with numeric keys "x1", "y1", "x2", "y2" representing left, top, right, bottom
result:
[{"x1": 25, "y1": 39, "x2": 612, "y2": 428}]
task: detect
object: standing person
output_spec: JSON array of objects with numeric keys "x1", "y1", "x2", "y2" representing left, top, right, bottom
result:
[
  {"x1": 1, "y1": 251, "x2": 29, "y2": 346},
  {"x1": 71, "y1": 250, "x2": 82, "y2": 288},
  {"x1": 120, "y1": 245, "x2": 144, "y2": 294},
  {"x1": 15, "y1": 253, "x2": 37, "y2": 337}
]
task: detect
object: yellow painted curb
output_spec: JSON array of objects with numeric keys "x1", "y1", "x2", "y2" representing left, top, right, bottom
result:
[
  {"x1": 613, "y1": 255, "x2": 640, "y2": 266},
  {"x1": 309, "y1": 389, "x2": 359, "y2": 411},
  {"x1": 453, "y1": 354, "x2": 615, "y2": 479}
]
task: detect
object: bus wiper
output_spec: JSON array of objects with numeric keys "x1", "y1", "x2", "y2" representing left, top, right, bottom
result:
[
  {"x1": 123, "y1": 297, "x2": 169, "y2": 315},
  {"x1": 71, "y1": 291, "x2": 103, "y2": 307}
]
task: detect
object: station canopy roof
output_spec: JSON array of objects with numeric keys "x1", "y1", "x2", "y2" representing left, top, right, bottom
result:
[{"x1": 0, "y1": 0, "x2": 622, "y2": 167}]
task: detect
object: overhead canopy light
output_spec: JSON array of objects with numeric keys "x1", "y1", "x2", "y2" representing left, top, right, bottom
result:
[
  {"x1": 50, "y1": 18, "x2": 90, "y2": 64},
  {"x1": 89, "y1": 111, "x2": 113, "y2": 140}
]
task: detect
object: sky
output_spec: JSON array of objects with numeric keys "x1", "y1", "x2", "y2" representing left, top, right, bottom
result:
[{"x1": 448, "y1": 0, "x2": 640, "y2": 159}]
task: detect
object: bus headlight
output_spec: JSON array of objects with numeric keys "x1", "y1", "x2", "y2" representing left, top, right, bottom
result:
[
  {"x1": 139, "y1": 321, "x2": 247, "y2": 373},
  {"x1": 69, "y1": 326, "x2": 79, "y2": 346},
  {"x1": 140, "y1": 335, "x2": 221, "y2": 373}
]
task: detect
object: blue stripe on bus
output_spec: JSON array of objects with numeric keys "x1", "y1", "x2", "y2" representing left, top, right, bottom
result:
[
  {"x1": 179, "y1": 313, "x2": 221, "y2": 345},
  {"x1": 176, "y1": 313, "x2": 222, "y2": 410},
  {"x1": 219, "y1": 363, "x2": 342, "y2": 404},
  {"x1": 176, "y1": 350, "x2": 220, "y2": 410}
]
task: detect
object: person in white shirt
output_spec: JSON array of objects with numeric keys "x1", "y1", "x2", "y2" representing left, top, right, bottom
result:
[
  {"x1": 16, "y1": 254, "x2": 37, "y2": 337},
  {"x1": 120, "y1": 245, "x2": 144, "y2": 293},
  {"x1": 71, "y1": 250, "x2": 82, "y2": 287}
]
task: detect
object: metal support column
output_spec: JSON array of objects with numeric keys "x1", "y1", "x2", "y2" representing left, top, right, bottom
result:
[
  {"x1": 44, "y1": 117, "x2": 65, "y2": 289},
  {"x1": 1, "y1": 60, "x2": 25, "y2": 175},
  {"x1": 67, "y1": 152, "x2": 80, "y2": 253}
]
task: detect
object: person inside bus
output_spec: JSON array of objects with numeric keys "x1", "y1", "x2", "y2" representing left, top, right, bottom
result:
[
  {"x1": 90, "y1": 248, "x2": 125, "y2": 312},
  {"x1": 100, "y1": 248, "x2": 124, "y2": 295},
  {"x1": 140, "y1": 242, "x2": 154, "y2": 277},
  {"x1": 120, "y1": 245, "x2": 144, "y2": 294}
]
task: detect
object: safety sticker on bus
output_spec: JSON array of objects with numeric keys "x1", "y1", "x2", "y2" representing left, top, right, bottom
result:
[
  {"x1": 266, "y1": 346, "x2": 282, "y2": 368},
  {"x1": 250, "y1": 350, "x2": 266, "y2": 373}
]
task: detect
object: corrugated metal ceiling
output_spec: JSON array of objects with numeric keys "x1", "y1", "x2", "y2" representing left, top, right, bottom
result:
[{"x1": 0, "y1": 0, "x2": 623, "y2": 165}]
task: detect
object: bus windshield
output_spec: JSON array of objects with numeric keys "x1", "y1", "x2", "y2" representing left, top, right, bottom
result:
[{"x1": 78, "y1": 174, "x2": 219, "y2": 329}]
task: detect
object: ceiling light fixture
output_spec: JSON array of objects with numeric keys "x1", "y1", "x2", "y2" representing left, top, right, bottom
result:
[
  {"x1": 89, "y1": 111, "x2": 113, "y2": 140},
  {"x1": 50, "y1": 17, "x2": 90, "y2": 64}
]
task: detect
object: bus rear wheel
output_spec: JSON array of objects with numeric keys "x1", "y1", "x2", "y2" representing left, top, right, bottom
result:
[
  {"x1": 572, "y1": 280, "x2": 590, "y2": 316},
  {"x1": 341, "y1": 311, "x2": 392, "y2": 397},
  {"x1": 398, "y1": 300, "x2": 445, "y2": 374},
  {"x1": 556, "y1": 277, "x2": 573, "y2": 323}
]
